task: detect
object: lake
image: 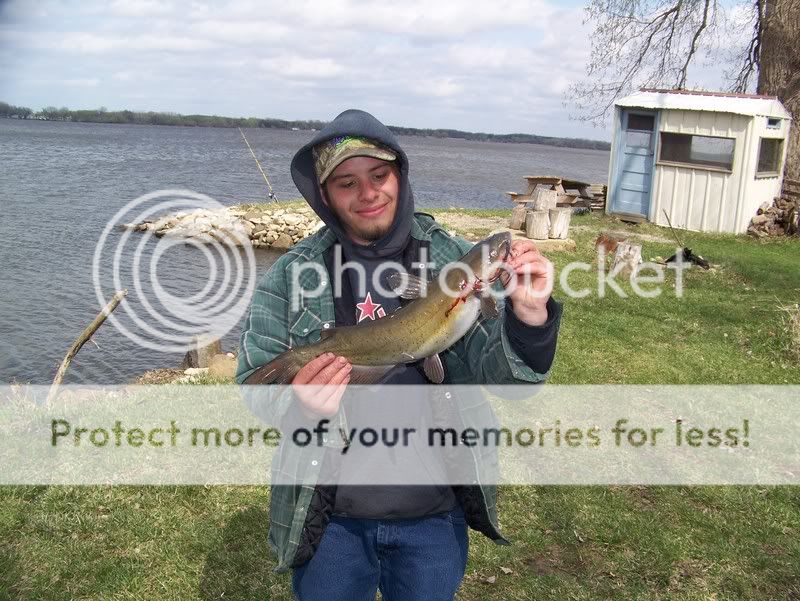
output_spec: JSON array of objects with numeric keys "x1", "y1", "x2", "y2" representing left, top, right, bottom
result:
[{"x1": 0, "y1": 119, "x2": 609, "y2": 384}]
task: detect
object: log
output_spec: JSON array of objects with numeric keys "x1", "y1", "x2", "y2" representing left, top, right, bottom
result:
[
  {"x1": 509, "y1": 205, "x2": 527, "y2": 230},
  {"x1": 46, "y1": 290, "x2": 127, "y2": 404},
  {"x1": 532, "y1": 188, "x2": 558, "y2": 211},
  {"x1": 611, "y1": 243, "x2": 642, "y2": 277},
  {"x1": 548, "y1": 208, "x2": 572, "y2": 239},
  {"x1": 525, "y1": 210, "x2": 550, "y2": 240}
]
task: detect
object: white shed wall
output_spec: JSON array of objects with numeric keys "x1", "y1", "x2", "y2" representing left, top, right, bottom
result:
[
  {"x1": 651, "y1": 110, "x2": 750, "y2": 232},
  {"x1": 741, "y1": 115, "x2": 791, "y2": 230}
]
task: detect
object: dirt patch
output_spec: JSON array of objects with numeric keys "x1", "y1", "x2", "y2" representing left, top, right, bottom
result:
[
  {"x1": 434, "y1": 213, "x2": 509, "y2": 237},
  {"x1": 570, "y1": 225, "x2": 675, "y2": 244},
  {"x1": 525, "y1": 543, "x2": 604, "y2": 577},
  {"x1": 134, "y1": 368, "x2": 185, "y2": 385},
  {"x1": 667, "y1": 559, "x2": 712, "y2": 594},
  {"x1": 529, "y1": 544, "x2": 571, "y2": 576},
  {"x1": 614, "y1": 485, "x2": 658, "y2": 510}
]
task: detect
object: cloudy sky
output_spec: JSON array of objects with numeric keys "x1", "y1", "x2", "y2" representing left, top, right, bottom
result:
[{"x1": 0, "y1": 0, "x2": 741, "y2": 141}]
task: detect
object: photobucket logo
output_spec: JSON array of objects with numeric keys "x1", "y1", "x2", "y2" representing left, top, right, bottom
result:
[
  {"x1": 288, "y1": 243, "x2": 691, "y2": 311},
  {"x1": 92, "y1": 190, "x2": 257, "y2": 353}
]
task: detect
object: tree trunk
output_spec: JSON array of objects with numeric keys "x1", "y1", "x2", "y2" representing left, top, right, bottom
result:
[
  {"x1": 758, "y1": 0, "x2": 800, "y2": 181},
  {"x1": 525, "y1": 210, "x2": 550, "y2": 240},
  {"x1": 548, "y1": 208, "x2": 572, "y2": 239},
  {"x1": 509, "y1": 205, "x2": 527, "y2": 230}
]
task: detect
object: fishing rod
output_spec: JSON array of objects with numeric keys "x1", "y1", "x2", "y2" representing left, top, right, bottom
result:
[
  {"x1": 662, "y1": 209, "x2": 684, "y2": 247},
  {"x1": 238, "y1": 127, "x2": 277, "y2": 202}
]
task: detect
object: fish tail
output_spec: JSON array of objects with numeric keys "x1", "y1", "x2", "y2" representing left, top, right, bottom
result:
[{"x1": 247, "y1": 349, "x2": 302, "y2": 385}]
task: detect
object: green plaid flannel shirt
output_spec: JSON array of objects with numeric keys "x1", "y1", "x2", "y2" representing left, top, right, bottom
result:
[{"x1": 237, "y1": 214, "x2": 554, "y2": 572}]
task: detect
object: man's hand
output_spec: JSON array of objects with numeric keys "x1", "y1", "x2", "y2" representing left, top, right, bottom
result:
[
  {"x1": 292, "y1": 353, "x2": 352, "y2": 418},
  {"x1": 505, "y1": 239, "x2": 554, "y2": 326}
]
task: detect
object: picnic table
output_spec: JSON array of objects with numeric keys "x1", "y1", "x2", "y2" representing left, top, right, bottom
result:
[{"x1": 505, "y1": 176, "x2": 595, "y2": 204}]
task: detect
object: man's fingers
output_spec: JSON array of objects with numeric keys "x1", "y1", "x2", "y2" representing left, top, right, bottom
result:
[
  {"x1": 512, "y1": 258, "x2": 552, "y2": 276},
  {"x1": 309, "y1": 356, "x2": 351, "y2": 386},
  {"x1": 509, "y1": 240, "x2": 540, "y2": 259},
  {"x1": 508, "y1": 249, "x2": 541, "y2": 268},
  {"x1": 292, "y1": 353, "x2": 353, "y2": 417},
  {"x1": 293, "y1": 352, "x2": 336, "y2": 385}
]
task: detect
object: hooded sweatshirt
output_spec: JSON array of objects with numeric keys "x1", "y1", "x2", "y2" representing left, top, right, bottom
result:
[{"x1": 290, "y1": 109, "x2": 456, "y2": 519}]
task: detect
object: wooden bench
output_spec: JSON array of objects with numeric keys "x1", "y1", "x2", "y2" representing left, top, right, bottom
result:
[{"x1": 506, "y1": 175, "x2": 596, "y2": 208}]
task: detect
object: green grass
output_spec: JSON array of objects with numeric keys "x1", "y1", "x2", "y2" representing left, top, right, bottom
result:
[{"x1": 2, "y1": 210, "x2": 800, "y2": 600}]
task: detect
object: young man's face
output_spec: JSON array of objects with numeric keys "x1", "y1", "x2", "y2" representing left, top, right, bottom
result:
[{"x1": 322, "y1": 156, "x2": 400, "y2": 244}]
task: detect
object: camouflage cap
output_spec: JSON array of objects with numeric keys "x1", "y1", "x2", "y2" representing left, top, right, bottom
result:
[{"x1": 312, "y1": 136, "x2": 397, "y2": 184}]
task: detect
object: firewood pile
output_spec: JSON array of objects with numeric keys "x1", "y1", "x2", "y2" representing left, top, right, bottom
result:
[
  {"x1": 588, "y1": 184, "x2": 607, "y2": 212},
  {"x1": 747, "y1": 191, "x2": 799, "y2": 238}
]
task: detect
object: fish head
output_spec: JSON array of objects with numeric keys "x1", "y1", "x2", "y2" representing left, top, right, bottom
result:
[{"x1": 442, "y1": 231, "x2": 512, "y2": 295}]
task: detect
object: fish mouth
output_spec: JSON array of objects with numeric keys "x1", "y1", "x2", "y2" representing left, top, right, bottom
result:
[{"x1": 487, "y1": 236, "x2": 512, "y2": 286}]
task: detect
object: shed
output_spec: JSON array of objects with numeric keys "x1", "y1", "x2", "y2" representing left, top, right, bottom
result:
[{"x1": 607, "y1": 89, "x2": 792, "y2": 233}]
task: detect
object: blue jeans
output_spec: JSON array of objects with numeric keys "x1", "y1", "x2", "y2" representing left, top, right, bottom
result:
[{"x1": 291, "y1": 507, "x2": 469, "y2": 601}]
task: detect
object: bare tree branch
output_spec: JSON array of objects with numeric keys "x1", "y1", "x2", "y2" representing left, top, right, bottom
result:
[
  {"x1": 731, "y1": 0, "x2": 765, "y2": 92},
  {"x1": 567, "y1": 0, "x2": 723, "y2": 124},
  {"x1": 678, "y1": 0, "x2": 711, "y2": 87}
]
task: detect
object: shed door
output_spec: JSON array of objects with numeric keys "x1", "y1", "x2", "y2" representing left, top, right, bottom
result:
[{"x1": 612, "y1": 111, "x2": 656, "y2": 216}]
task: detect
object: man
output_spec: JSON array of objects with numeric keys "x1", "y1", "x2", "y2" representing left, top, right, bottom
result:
[{"x1": 237, "y1": 109, "x2": 562, "y2": 600}]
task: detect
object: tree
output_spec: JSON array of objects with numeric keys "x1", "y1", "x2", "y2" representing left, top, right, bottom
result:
[{"x1": 569, "y1": 0, "x2": 800, "y2": 180}]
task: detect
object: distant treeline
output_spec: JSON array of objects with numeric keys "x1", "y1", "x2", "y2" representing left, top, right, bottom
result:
[{"x1": 0, "y1": 101, "x2": 610, "y2": 151}]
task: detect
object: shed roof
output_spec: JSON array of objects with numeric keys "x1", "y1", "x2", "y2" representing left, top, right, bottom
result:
[{"x1": 616, "y1": 89, "x2": 791, "y2": 119}]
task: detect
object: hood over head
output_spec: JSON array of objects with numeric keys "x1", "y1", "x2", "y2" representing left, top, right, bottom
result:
[{"x1": 290, "y1": 109, "x2": 414, "y2": 258}]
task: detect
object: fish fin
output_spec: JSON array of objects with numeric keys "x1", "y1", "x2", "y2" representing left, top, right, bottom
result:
[
  {"x1": 480, "y1": 293, "x2": 500, "y2": 319},
  {"x1": 244, "y1": 349, "x2": 300, "y2": 385},
  {"x1": 423, "y1": 354, "x2": 445, "y2": 384},
  {"x1": 386, "y1": 272, "x2": 427, "y2": 299},
  {"x1": 319, "y1": 328, "x2": 335, "y2": 340},
  {"x1": 348, "y1": 364, "x2": 396, "y2": 385}
]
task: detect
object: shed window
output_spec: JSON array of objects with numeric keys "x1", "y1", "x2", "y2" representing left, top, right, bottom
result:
[
  {"x1": 756, "y1": 137, "x2": 783, "y2": 176},
  {"x1": 766, "y1": 118, "x2": 781, "y2": 129},
  {"x1": 659, "y1": 132, "x2": 735, "y2": 171},
  {"x1": 627, "y1": 114, "x2": 654, "y2": 131}
]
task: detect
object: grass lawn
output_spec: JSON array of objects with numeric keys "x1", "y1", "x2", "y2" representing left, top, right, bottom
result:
[{"x1": 2, "y1": 210, "x2": 799, "y2": 600}]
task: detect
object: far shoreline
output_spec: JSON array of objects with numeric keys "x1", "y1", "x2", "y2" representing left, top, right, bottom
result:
[{"x1": 0, "y1": 112, "x2": 611, "y2": 152}]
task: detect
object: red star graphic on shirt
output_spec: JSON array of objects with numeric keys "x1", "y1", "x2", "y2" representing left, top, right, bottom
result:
[{"x1": 356, "y1": 292, "x2": 385, "y2": 322}]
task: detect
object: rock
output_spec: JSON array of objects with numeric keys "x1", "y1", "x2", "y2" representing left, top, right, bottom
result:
[
  {"x1": 240, "y1": 220, "x2": 254, "y2": 236},
  {"x1": 283, "y1": 214, "x2": 303, "y2": 226},
  {"x1": 244, "y1": 211, "x2": 263, "y2": 221},
  {"x1": 751, "y1": 214, "x2": 769, "y2": 225},
  {"x1": 252, "y1": 224, "x2": 268, "y2": 235},
  {"x1": 208, "y1": 353, "x2": 237, "y2": 380},
  {"x1": 271, "y1": 233, "x2": 294, "y2": 249},
  {"x1": 152, "y1": 216, "x2": 176, "y2": 231},
  {"x1": 181, "y1": 336, "x2": 222, "y2": 369},
  {"x1": 183, "y1": 367, "x2": 209, "y2": 376}
]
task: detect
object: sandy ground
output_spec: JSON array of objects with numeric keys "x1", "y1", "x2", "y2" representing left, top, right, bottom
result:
[{"x1": 433, "y1": 213, "x2": 509, "y2": 236}]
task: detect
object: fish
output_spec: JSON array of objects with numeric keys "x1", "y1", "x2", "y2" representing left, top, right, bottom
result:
[{"x1": 245, "y1": 231, "x2": 512, "y2": 385}]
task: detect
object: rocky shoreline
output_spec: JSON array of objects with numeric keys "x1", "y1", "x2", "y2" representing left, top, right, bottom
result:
[{"x1": 124, "y1": 203, "x2": 323, "y2": 249}]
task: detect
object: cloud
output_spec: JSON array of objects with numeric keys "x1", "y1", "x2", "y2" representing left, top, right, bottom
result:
[
  {"x1": 56, "y1": 32, "x2": 218, "y2": 53},
  {"x1": 105, "y1": 0, "x2": 176, "y2": 17},
  {"x1": 0, "y1": 0, "x2": 622, "y2": 138},
  {"x1": 258, "y1": 56, "x2": 347, "y2": 79},
  {"x1": 62, "y1": 78, "x2": 100, "y2": 87}
]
